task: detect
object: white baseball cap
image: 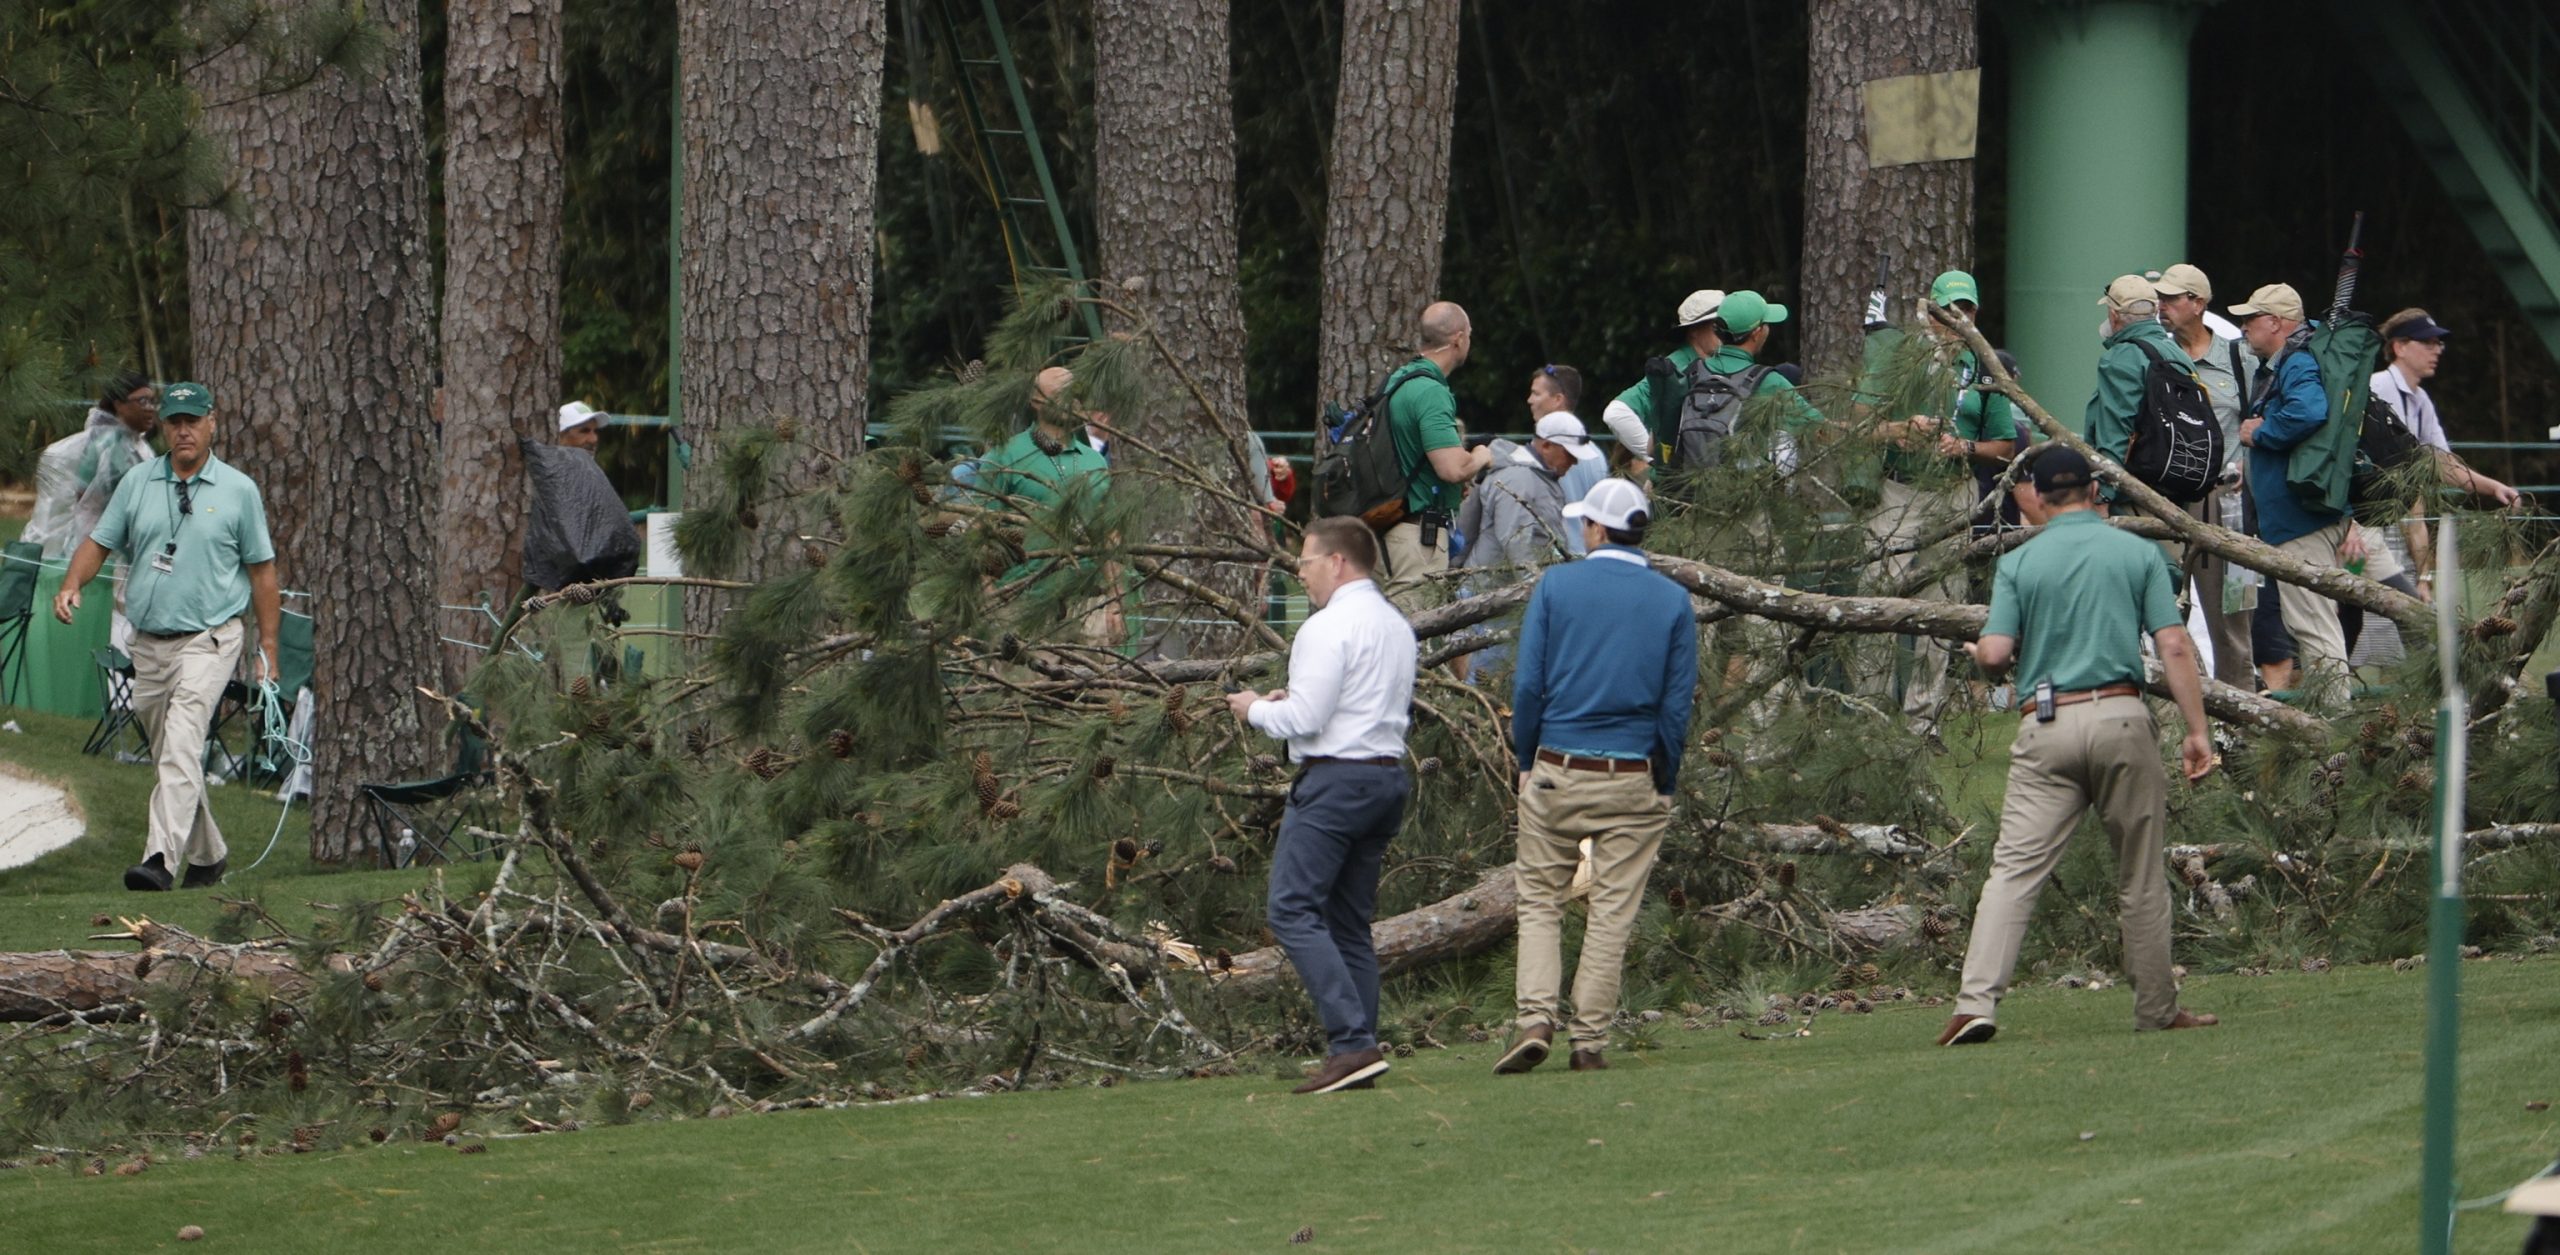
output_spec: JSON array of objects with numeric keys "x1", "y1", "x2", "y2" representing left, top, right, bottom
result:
[
  {"x1": 1535, "y1": 412, "x2": 1602, "y2": 463},
  {"x1": 1562, "y1": 477, "x2": 1651, "y2": 531},
  {"x1": 557, "y1": 400, "x2": 607, "y2": 433},
  {"x1": 1676, "y1": 289, "x2": 1727, "y2": 328}
]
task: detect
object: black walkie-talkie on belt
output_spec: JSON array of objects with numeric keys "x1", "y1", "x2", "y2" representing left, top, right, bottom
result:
[{"x1": 2034, "y1": 679, "x2": 2056, "y2": 723}]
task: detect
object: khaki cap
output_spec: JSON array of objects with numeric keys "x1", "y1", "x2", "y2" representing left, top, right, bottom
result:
[
  {"x1": 2228, "y1": 283, "x2": 2306, "y2": 322},
  {"x1": 1676, "y1": 289, "x2": 1727, "y2": 328},
  {"x1": 2097, "y1": 274, "x2": 2157, "y2": 314},
  {"x1": 2153, "y1": 263, "x2": 2211, "y2": 302}
]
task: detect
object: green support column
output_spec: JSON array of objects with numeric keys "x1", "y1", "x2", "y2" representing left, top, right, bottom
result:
[{"x1": 2003, "y1": 1, "x2": 2202, "y2": 431}]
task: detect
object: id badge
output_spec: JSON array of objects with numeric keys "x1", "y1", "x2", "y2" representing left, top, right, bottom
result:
[{"x1": 151, "y1": 550, "x2": 176, "y2": 575}]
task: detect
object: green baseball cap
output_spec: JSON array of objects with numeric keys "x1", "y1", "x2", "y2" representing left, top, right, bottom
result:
[
  {"x1": 1930, "y1": 270, "x2": 1981, "y2": 307},
  {"x1": 160, "y1": 381, "x2": 213, "y2": 418},
  {"x1": 1718, "y1": 290, "x2": 1789, "y2": 334}
]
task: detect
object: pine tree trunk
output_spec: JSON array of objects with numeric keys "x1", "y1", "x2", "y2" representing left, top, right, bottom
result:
[
  {"x1": 1798, "y1": 0, "x2": 1978, "y2": 383},
  {"x1": 676, "y1": 0, "x2": 884, "y2": 632},
  {"x1": 1093, "y1": 0, "x2": 1263, "y2": 651},
  {"x1": 440, "y1": 0, "x2": 565, "y2": 677},
  {"x1": 188, "y1": 2, "x2": 443, "y2": 863},
  {"x1": 1314, "y1": 0, "x2": 1460, "y2": 415}
]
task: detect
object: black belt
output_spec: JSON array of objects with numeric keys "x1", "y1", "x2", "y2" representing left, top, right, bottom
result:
[
  {"x1": 1300, "y1": 756, "x2": 1401, "y2": 768},
  {"x1": 133, "y1": 628, "x2": 199, "y2": 642}
]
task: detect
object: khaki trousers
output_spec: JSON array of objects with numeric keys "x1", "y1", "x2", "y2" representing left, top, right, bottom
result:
[
  {"x1": 1863, "y1": 478, "x2": 1964, "y2": 726},
  {"x1": 1513, "y1": 758, "x2": 1671, "y2": 1048},
  {"x1": 2274, "y1": 519, "x2": 2354, "y2": 704},
  {"x1": 2182, "y1": 489, "x2": 2256, "y2": 688},
  {"x1": 1956, "y1": 695, "x2": 2180, "y2": 1030},
  {"x1": 127, "y1": 617, "x2": 242, "y2": 871},
  {"x1": 1380, "y1": 520, "x2": 1449, "y2": 616}
]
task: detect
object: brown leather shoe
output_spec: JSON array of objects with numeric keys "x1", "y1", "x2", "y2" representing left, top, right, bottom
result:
[
  {"x1": 1935, "y1": 1014, "x2": 1997, "y2": 1046},
  {"x1": 2162, "y1": 1009, "x2": 2219, "y2": 1031},
  {"x1": 1568, "y1": 1049, "x2": 1606, "y2": 1071},
  {"x1": 1494, "y1": 1024, "x2": 1552, "y2": 1075},
  {"x1": 1292, "y1": 1047, "x2": 1389, "y2": 1094}
]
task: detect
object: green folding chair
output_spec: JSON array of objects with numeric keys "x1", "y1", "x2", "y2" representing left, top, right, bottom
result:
[
  {"x1": 0, "y1": 541, "x2": 38, "y2": 706},
  {"x1": 363, "y1": 714, "x2": 496, "y2": 868},
  {"x1": 81, "y1": 647, "x2": 149, "y2": 760},
  {"x1": 210, "y1": 611, "x2": 317, "y2": 787}
]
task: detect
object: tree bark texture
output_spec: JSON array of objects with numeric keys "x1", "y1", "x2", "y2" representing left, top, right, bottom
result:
[
  {"x1": 1093, "y1": 0, "x2": 1264, "y2": 651},
  {"x1": 0, "y1": 922, "x2": 332, "y2": 1023},
  {"x1": 440, "y1": 0, "x2": 566, "y2": 674},
  {"x1": 189, "y1": 1, "x2": 444, "y2": 861},
  {"x1": 1798, "y1": 0, "x2": 1978, "y2": 383},
  {"x1": 677, "y1": 0, "x2": 885, "y2": 631},
  {"x1": 1313, "y1": 0, "x2": 1460, "y2": 415}
]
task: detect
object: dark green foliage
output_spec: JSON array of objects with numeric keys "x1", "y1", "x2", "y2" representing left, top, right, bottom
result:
[{"x1": 0, "y1": 1, "x2": 378, "y2": 474}]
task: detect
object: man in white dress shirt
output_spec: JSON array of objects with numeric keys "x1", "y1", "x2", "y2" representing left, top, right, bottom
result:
[{"x1": 1226, "y1": 516, "x2": 1418, "y2": 1094}]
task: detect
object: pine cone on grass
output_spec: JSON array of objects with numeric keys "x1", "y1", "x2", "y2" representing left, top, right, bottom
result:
[{"x1": 973, "y1": 752, "x2": 1000, "y2": 810}]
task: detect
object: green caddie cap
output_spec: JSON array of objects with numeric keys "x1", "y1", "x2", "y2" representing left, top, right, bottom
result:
[
  {"x1": 1930, "y1": 270, "x2": 1981, "y2": 307},
  {"x1": 1718, "y1": 290, "x2": 1789, "y2": 334},
  {"x1": 160, "y1": 382, "x2": 213, "y2": 418}
]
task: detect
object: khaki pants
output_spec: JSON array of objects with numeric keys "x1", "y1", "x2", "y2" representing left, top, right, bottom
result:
[
  {"x1": 2182, "y1": 489, "x2": 2256, "y2": 688},
  {"x1": 1381, "y1": 519, "x2": 1449, "y2": 616},
  {"x1": 1863, "y1": 478, "x2": 1964, "y2": 726},
  {"x1": 127, "y1": 617, "x2": 242, "y2": 872},
  {"x1": 2274, "y1": 520, "x2": 2353, "y2": 704},
  {"x1": 1513, "y1": 758, "x2": 1671, "y2": 1049},
  {"x1": 1956, "y1": 695, "x2": 2181, "y2": 1030}
]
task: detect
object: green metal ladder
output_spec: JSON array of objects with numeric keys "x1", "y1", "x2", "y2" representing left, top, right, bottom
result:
[
  {"x1": 2344, "y1": 0, "x2": 2560, "y2": 368},
  {"x1": 927, "y1": 0, "x2": 1105, "y2": 344}
]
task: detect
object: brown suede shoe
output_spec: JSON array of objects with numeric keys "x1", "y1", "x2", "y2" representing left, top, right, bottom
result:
[
  {"x1": 1292, "y1": 1047, "x2": 1389, "y2": 1094},
  {"x1": 1494, "y1": 1024, "x2": 1553, "y2": 1075},
  {"x1": 1935, "y1": 1014, "x2": 1997, "y2": 1046},
  {"x1": 1568, "y1": 1049, "x2": 1606, "y2": 1071},
  {"x1": 2162, "y1": 1009, "x2": 2219, "y2": 1031}
]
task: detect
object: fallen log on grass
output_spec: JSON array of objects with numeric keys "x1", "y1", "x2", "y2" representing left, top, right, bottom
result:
[{"x1": 0, "y1": 921, "x2": 340, "y2": 1023}]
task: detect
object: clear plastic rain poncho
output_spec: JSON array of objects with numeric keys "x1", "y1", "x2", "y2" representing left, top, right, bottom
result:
[{"x1": 21, "y1": 408, "x2": 153, "y2": 559}]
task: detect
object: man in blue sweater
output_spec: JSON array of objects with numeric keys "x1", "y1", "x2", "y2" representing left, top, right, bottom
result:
[
  {"x1": 1496, "y1": 479, "x2": 1699, "y2": 1075},
  {"x1": 2231, "y1": 282, "x2": 2352, "y2": 703}
]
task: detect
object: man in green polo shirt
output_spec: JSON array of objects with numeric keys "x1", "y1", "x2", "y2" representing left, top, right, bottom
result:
[
  {"x1": 1857, "y1": 270, "x2": 2019, "y2": 732},
  {"x1": 1938, "y1": 447, "x2": 2217, "y2": 1046},
  {"x1": 1703, "y1": 290, "x2": 1825, "y2": 462},
  {"x1": 53, "y1": 381, "x2": 280, "y2": 893},
  {"x1": 1599, "y1": 289, "x2": 1724, "y2": 481},
  {"x1": 1378, "y1": 301, "x2": 1493, "y2": 614},
  {"x1": 975, "y1": 366, "x2": 1125, "y2": 645}
]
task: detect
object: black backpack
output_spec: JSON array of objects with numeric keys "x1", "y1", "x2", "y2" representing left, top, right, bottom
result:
[
  {"x1": 1648, "y1": 355, "x2": 1770, "y2": 470},
  {"x1": 1315, "y1": 368, "x2": 1422, "y2": 530},
  {"x1": 2121, "y1": 339, "x2": 2223, "y2": 504},
  {"x1": 2349, "y1": 391, "x2": 2429, "y2": 513}
]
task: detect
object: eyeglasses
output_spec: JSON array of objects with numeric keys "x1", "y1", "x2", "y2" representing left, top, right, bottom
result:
[
  {"x1": 175, "y1": 480, "x2": 193, "y2": 516},
  {"x1": 125, "y1": 392, "x2": 159, "y2": 408}
]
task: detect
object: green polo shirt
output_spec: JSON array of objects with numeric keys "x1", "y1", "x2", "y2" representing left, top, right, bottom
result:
[
  {"x1": 1611, "y1": 345, "x2": 1702, "y2": 451},
  {"x1": 1384, "y1": 358, "x2": 1463, "y2": 516},
  {"x1": 90, "y1": 453, "x2": 275, "y2": 635},
  {"x1": 1864, "y1": 334, "x2": 2018, "y2": 482},
  {"x1": 1704, "y1": 345, "x2": 1824, "y2": 432},
  {"x1": 977, "y1": 426, "x2": 1110, "y2": 582},
  {"x1": 1984, "y1": 509, "x2": 2180, "y2": 694}
]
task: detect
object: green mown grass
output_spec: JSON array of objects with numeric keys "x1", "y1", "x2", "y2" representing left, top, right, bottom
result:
[
  {"x1": 0, "y1": 959, "x2": 2553, "y2": 1252},
  {"x1": 4, "y1": 587, "x2": 2556, "y2": 1250},
  {"x1": 0, "y1": 708, "x2": 470, "y2": 952}
]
